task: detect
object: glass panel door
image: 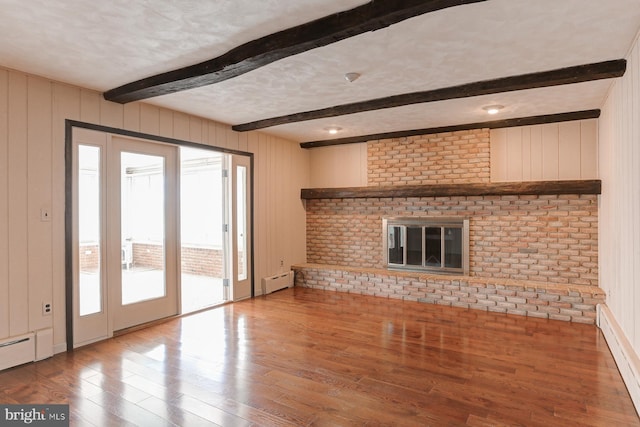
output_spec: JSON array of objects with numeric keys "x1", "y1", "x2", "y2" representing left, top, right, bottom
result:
[
  {"x1": 179, "y1": 147, "x2": 227, "y2": 313},
  {"x1": 110, "y1": 137, "x2": 178, "y2": 331}
]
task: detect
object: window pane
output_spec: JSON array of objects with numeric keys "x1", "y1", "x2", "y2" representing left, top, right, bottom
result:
[
  {"x1": 237, "y1": 166, "x2": 247, "y2": 281},
  {"x1": 121, "y1": 152, "x2": 166, "y2": 305},
  {"x1": 388, "y1": 226, "x2": 403, "y2": 264},
  {"x1": 406, "y1": 226, "x2": 423, "y2": 266},
  {"x1": 78, "y1": 145, "x2": 102, "y2": 316},
  {"x1": 444, "y1": 227, "x2": 463, "y2": 268},
  {"x1": 425, "y1": 227, "x2": 441, "y2": 267}
]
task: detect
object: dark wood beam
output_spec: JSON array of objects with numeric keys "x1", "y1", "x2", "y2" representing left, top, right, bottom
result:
[
  {"x1": 104, "y1": 0, "x2": 486, "y2": 104},
  {"x1": 300, "y1": 180, "x2": 601, "y2": 200},
  {"x1": 300, "y1": 109, "x2": 601, "y2": 148},
  {"x1": 234, "y1": 60, "x2": 626, "y2": 132}
]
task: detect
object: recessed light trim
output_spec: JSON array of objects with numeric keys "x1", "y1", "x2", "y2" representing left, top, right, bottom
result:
[
  {"x1": 483, "y1": 104, "x2": 504, "y2": 115},
  {"x1": 324, "y1": 126, "x2": 342, "y2": 135}
]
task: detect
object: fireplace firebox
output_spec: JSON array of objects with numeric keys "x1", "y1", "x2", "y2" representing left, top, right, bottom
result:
[{"x1": 382, "y1": 217, "x2": 469, "y2": 275}]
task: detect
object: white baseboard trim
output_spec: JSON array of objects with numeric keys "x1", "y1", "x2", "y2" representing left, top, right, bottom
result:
[{"x1": 598, "y1": 304, "x2": 640, "y2": 413}]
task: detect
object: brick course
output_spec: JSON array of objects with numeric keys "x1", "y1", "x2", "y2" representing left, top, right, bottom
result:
[
  {"x1": 367, "y1": 130, "x2": 490, "y2": 186},
  {"x1": 293, "y1": 264, "x2": 604, "y2": 324}
]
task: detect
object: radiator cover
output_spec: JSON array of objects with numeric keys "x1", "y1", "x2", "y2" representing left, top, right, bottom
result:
[
  {"x1": 261, "y1": 271, "x2": 294, "y2": 294},
  {"x1": 0, "y1": 333, "x2": 35, "y2": 371}
]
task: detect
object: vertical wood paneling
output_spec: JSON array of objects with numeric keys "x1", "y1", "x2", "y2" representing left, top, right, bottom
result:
[
  {"x1": 52, "y1": 83, "x2": 80, "y2": 349},
  {"x1": 491, "y1": 121, "x2": 596, "y2": 182},
  {"x1": 558, "y1": 121, "x2": 581, "y2": 179},
  {"x1": 506, "y1": 127, "x2": 522, "y2": 181},
  {"x1": 80, "y1": 90, "x2": 100, "y2": 124},
  {"x1": 599, "y1": 31, "x2": 640, "y2": 357},
  {"x1": 580, "y1": 120, "x2": 598, "y2": 178},
  {"x1": 123, "y1": 103, "x2": 140, "y2": 132},
  {"x1": 27, "y1": 77, "x2": 53, "y2": 331},
  {"x1": 489, "y1": 128, "x2": 507, "y2": 181},
  {"x1": 359, "y1": 143, "x2": 368, "y2": 184},
  {"x1": 541, "y1": 123, "x2": 559, "y2": 180},
  {"x1": 238, "y1": 133, "x2": 248, "y2": 152},
  {"x1": 521, "y1": 127, "x2": 532, "y2": 180},
  {"x1": 99, "y1": 99, "x2": 123, "y2": 129},
  {"x1": 206, "y1": 122, "x2": 217, "y2": 148},
  {"x1": 7, "y1": 71, "x2": 29, "y2": 337},
  {"x1": 172, "y1": 112, "x2": 189, "y2": 140},
  {"x1": 309, "y1": 143, "x2": 368, "y2": 187},
  {"x1": 158, "y1": 108, "x2": 173, "y2": 138},
  {"x1": 0, "y1": 69, "x2": 9, "y2": 339},
  {"x1": 140, "y1": 104, "x2": 160, "y2": 135},
  {"x1": 189, "y1": 117, "x2": 203, "y2": 143},
  {"x1": 530, "y1": 126, "x2": 543, "y2": 180},
  {"x1": 226, "y1": 128, "x2": 239, "y2": 151},
  {"x1": 215, "y1": 124, "x2": 228, "y2": 149}
]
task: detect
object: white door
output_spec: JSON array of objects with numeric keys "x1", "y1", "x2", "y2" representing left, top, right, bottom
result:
[
  {"x1": 231, "y1": 155, "x2": 252, "y2": 301},
  {"x1": 109, "y1": 137, "x2": 179, "y2": 331},
  {"x1": 73, "y1": 132, "x2": 179, "y2": 346}
]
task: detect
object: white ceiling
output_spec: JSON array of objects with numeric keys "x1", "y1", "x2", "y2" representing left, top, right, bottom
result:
[{"x1": 1, "y1": 0, "x2": 639, "y2": 143}]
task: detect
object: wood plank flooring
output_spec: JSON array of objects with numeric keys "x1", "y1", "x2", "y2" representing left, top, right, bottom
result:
[{"x1": 0, "y1": 287, "x2": 638, "y2": 426}]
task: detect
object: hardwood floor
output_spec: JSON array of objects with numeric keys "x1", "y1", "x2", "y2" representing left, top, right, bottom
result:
[{"x1": 0, "y1": 287, "x2": 638, "y2": 426}]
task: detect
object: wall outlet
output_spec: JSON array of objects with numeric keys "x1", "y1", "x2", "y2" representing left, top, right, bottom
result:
[
  {"x1": 280, "y1": 259, "x2": 284, "y2": 267},
  {"x1": 42, "y1": 302, "x2": 52, "y2": 316}
]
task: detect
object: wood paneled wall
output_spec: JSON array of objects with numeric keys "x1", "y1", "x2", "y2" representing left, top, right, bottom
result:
[
  {"x1": 490, "y1": 120, "x2": 598, "y2": 182},
  {"x1": 308, "y1": 120, "x2": 598, "y2": 189},
  {"x1": 0, "y1": 67, "x2": 309, "y2": 352},
  {"x1": 309, "y1": 143, "x2": 367, "y2": 188},
  {"x1": 599, "y1": 33, "x2": 640, "y2": 355}
]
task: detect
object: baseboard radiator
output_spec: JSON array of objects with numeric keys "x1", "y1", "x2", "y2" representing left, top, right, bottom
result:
[
  {"x1": 0, "y1": 333, "x2": 35, "y2": 371},
  {"x1": 261, "y1": 271, "x2": 294, "y2": 295},
  {"x1": 0, "y1": 329, "x2": 53, "y2": 372}
]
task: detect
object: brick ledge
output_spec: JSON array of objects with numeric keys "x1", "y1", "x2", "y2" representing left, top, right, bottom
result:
[{"x1": 292, "y1": 263, "x2": 605, "y2": 324}]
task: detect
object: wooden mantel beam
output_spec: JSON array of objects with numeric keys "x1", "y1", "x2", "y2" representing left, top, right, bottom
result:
[
  {"x1": 104, "y1": 0, "x2": 486, "y2": 104},
  {"x1": 233, "y1": 60, "x2": 626, "y2": 132},
  {"x1": 300, "y1": 180, "x2": 602, "y2": 200}
]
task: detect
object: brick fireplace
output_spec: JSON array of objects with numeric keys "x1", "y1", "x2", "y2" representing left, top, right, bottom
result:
[{"x1": 293, "y1": 128, "x2": 604, "y2": 323}]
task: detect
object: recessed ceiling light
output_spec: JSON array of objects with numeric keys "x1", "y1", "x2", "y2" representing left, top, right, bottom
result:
[
  {"x1": 483, "y1": 105, "x2": 504, "y2": 115},
  {"x1": 324, "y1": 126, "x2": 342, "y2": 135}
]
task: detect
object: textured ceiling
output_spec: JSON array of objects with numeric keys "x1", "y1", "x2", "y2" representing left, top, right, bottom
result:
[{"x1": 0, "y1": 0, "x2": 639, "y2": 143}]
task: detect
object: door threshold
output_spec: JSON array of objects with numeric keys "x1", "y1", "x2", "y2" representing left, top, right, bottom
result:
[{"x1": 113, "y1": 300, "x2": 233, "y2": 337}]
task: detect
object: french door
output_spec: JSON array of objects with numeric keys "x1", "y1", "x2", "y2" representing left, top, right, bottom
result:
[
  {"x1": 71, "y1": 128, "x2": 253, "y2": 349},
  {"x1": 108, "y1": 137, "x2": 179, "y2": 331},
  {"x1": 72, "y1": 131, "x2": 178, "y2": 346}
]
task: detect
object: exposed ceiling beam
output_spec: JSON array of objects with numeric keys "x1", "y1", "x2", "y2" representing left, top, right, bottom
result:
[
  {"x1": 300, "y1": 109, "x2": 601, "y2": 148},
  {"x1": 233, "y1": 60, "x2": 626, "y2": 132},
  {"x1": 104, "y1": 0, "x2": 486, "y2": 104}
]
